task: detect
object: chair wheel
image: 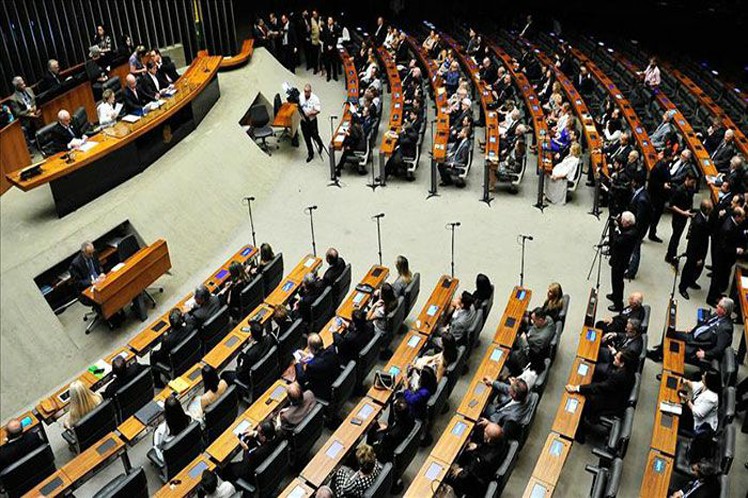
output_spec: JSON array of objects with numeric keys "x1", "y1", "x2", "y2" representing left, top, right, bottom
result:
[{"x1": 83, "y1": 316, "x2": 88, "y2": 322}]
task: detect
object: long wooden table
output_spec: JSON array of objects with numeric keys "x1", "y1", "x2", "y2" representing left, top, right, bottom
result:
[
  {"x1": 377, "y1": 46, "x2": 405, "y2": 184},
  {"x1": 6, "y1": 56, "x2": 222, "y2": 217},
  {"x1": 736, "y1": 268, "x2": 748, "y2": 364},
  {"x1": 0, "y1": 120, "x2": 32, "y2": 194},
  {"x1": 329, "y1": 47, "x2": 360, "y2": 175},
  {"x1": 219, "y1": 39, "x2": 254, "y2": 70}
]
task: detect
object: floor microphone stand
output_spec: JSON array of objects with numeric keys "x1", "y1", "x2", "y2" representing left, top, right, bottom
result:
[
  {"x1": 518, "y1": 235, "x2": 533, "y2": 287},
  {"x1": 306, "y1": 206, "x2": 318, "y2": 257},
  {"x1": 242, "y1": 197, "x2": 257, "y2": 248},
  {"x1": 446, "y1": 222, "x2": 460, "y2": 278}
]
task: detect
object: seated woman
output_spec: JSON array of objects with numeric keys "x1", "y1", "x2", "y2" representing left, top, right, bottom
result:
[
  {"x1": 271, "y1": 303, "x2": 294, "y2": 335},
  {"x1": 97, "y1": 89, "x2": 120, "y2": 127},
  {"x1": 678, "y1": 370, "x2": 720, "y2": 438},
  {"x1": 444, "y1": 61, "x2": 461, "y2": 95},
  {"x1": 225, "y1": 261, "x2": 251, "y2": 321},
  {"x1": 197, "y1": 469, "x2": 236, "y2": 498},
  {"x1": 471, "y1": 273, "x2": 493, "y2": 310},
  {"x1": 328, "y1": 444, "x2": 383, "y2": 497},
  {"x1": 153, "y1": 395, "x2": 194, "y2": 460},
  {"x1": 543, "y1": 282, "x2": 564, "y2": 322},
  {"x1": 189, "y1": 365, "x2": 228, "y2": 420},
  {"x1": 63, "y1": 380, "x2": 103, "y2": 429},
  {"x1": 412, "y1": 332, "x2": 458, "y2": 383},
  {"x1": 250, "y1": 242, "x2": 275, "y2": 276},
  {"x1": 392, "y1": 255, "x2": 413, "y2": 298},
  {"x1": 368, "y1": 283, "x2": 398, "y2": 344},
  {"x1": 366, "y1": 397, "x2": 415, "y2": 462},
  {"x1": 401, "y1": 363, "x2": 437, "y2": 420},
  {"x1": 422, "y1": 30, "x2": 437, "y2": 53},
  {"x1": 545, "y1": 142, "x2": 581, "y2": 205}
]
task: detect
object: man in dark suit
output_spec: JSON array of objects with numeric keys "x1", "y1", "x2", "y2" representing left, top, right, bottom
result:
[
  {"x1": 139, "y1": 62, "x2": 165, "y2": 102},
  {"x1": 103, "y1": 356, "x2": 147, "y2": 399},
  {"x1": 576, "y1": 66, "x2": 595, "y2": 96},
  {"x1": 222, "y1": 320, "x2": 275, "y2": 386},
  {"x1": 0, "y1": 419, "x2": 44, "y2": 474},
  {"x1": 221, "y1": 420, "x2": 280, "y2": 482},
  {"x1": 604, "y1": 131, "x2": 633, "y2": 165},
  {"x1": 595, "y1": 291, "x2": 645, "y2": 334},
  {"x1": 707, "y1": 207, "x2": 745, "y2": 306},
  {"x1": 439, "y1": 126, "x2": 471, "y2": 187},
  {"x1": 123, "y1": 74, "x2": 147, "y2": 114},
  {"x1": 566, "y1": 350, "x2": 637, "y2": 443},
  {"x1": 333, "y1": 309, "x2": 374, "y2": 364},
  {"x1": 188, "y1": 285, "x2": 221, "y2": 328},
  {"x1": 150, "y1": 308, "x2": 196, "y2": 372},
  {"x1": 69, "y1": 241, "x2": 104, "y2": 295},
  {"x1": 373, "y1": 17, "x2": 387, "y2": 46},
  {"x1": 607, "y1": 211, "x2": 638, "y2": 312},
  {"x1": 665, "y1": 174, "x2": 697, "y2": 264},
  {"x1": 679, "y1": 199, "x2": 713, "y2": 299},
  {"x1": 596, "y1": 318, "x2": 643, "y2": 378},
  {"x1": 47, "y1": 109, "x2": 85, "y2": 154},
  {"x1": 9, "y1": 76, "x2": 41, "y2": 139},
  {"x1": 295, "y1": 333, "x2": 340, "y2": 400},
  {"x1": 152, "y1": 48, "x2": 179, "y2": 84},
  {"x1": 711, "y1": 129, "x2": 737, "y2": 173},
  {"x1": 38, "y1": 59, "x2": 63, "y2": 94},
  {"x1": 647, "y1": 153, "x2": 671, "y2": 242},
  {"x1": 626, "y1": 177, "x2": 653, "y2": 279},
  {"x1": 667, "y1": 461, "x2": 722, "y2": 498},
  {"x1": 668, "y1": 149, "x2": 698, "y2": 186},
  {"x1": 322, "y1": 248, "x2": 346, "y2": 287},
  {"x1": 294, "y1": 273, "x2": 323, "y2": 324},
  {"x1": 702, "y1": 118, "x2": 725, "y2": 154},
  {"x1": 279, "y1": 14, "x2": 298, "y2": 72},
  {"x1": 648, "y1": 297, "x2": 734, "y2": 364}
]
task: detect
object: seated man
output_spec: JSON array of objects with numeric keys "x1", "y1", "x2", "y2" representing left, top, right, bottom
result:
[
  {"x1": 294, "y1": 273, "x2": 324, "y2": 324},
  {"x1": 48, "y1": 109, "x2": 87, "y2": 154},
  {"x1": 104, "y1": 356, "x2": 148, "y2": 399},
  {"x1": 711, "y1": 129, "x2": 737, "y2": 173},
  {"x1": 8, "y1": 76, "x2": 41, "y2": 140},
  {"x1": 139, "y1": 61, "x2": 168, "y2": 102},
  {"x1": 69, "y1": 241, "x2": 104, "y2": 306},
  {"x1": 433, "y1": 291, "x2": 476, "y2": 348},
  {"x1": 667, "y1": 460, "x2": 721, "y2": 498},
  {"x1": 221, "y1": 320, "x2": 275, "y2": 386},
  {"x1": 482, "y1": 377, "x2": 532, "y2": 426},
  {"x1": 565, "y1": 350, "x2": 637, "y2": 443},
  {"x1": 334, "y1": 114, "x2": 366, "y2": 176},
  {"x1": 322, "y1": 247, "x2": 346, "y2": 287},
  {"x1": 85, "y1": 46, "x2": 109, "y2": 100},
  {"x1": 333, "y1": 308, "x2": 375, "y2": 364},
  {"x1": 647, "y1": 297, "x2": 734, "y2": 364},
  {"x1": 152, "y1": 48, "x2": 179, "y2": 84},
  {"x1": 595, "y1": 291, "x2": 645, "y2": 334},
  {"x1": 150, "y1": 308, "x2": 196, "y2": 380},
  {"x1": 221, "y1": 420, "x2": 280, "y2": 483},
  {"x1": 38, "y1": 59, "x2": 63, "y2": 94},
  {"x1": 438, "y1": 126, "x2": 471, "y2": 187},
  {"x1": 506, "y1": 308, "x2": 554, "y2": 376},
  {"x1": 187, "y1": 285, "x2": 221, "y2": 328},
  {"x1": 650, "y1": 110, "x2": 676, "y2": 150},
  {"x1": 295, "y1": 333, "x2": 341, "y2": 400},
  {"x1": 0, "y1": 419, "x2": 44, "y2": 474},
  {"x1": 123, "y1": 74, "x2": 148, "y2": 114},
  {"x1": 596, "y1": 318, "x2": 643, "y2": 379},
  {"x1": 275, "y1": 382, "x2": 316, "y2": 435}
]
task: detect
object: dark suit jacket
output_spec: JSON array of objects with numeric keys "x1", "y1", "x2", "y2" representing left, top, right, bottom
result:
[
  {"x1": 609, "y1": 333, "x2": 644, "y2": 358},
  {"x1": 647, "y1": 159, "x2": 671, "y2": 199},
  {"x1": 39, "y1": 71, "x2": 63, "y2": 94},
  {"x1": 686, "y1": 211, "x2": 710, "y2": 258},
  {"x1": 236, "y1": 334, "x2": 276, "y2": 384},
  {"x1": 69, "y1": 252, "x2": 103, "y2": 293},
  {"x1": 454, "y1": 437, "x2": 509, "y2": 496},
  {"x1": 158, "y1": 56, "x2": 180, "y2": 83},
  {"x1": 103, "y1": 362, "x2": 147, "y2": 399},
  {"x1": 295, "y1": 347, "x2": 340, "y2": 400},
  {"x1": 151, "y1": 321, "x2": 195, "y2": 365},
  {"x1": 48, "y1": 122, "x2": 82, "y2": 154},
  {"x1": 0, "y1": 431, "x2": 44, "y2": 474},
  {"x1": 609, "y1": 226, "x2": 637, "y2": 268},
  {"x1": 190, "y1": 293, "x2": 221, "y2": 328},
  {"x1": 333, "y1": 321, "x2": 374, "y2": 364},
  {"x1": 124, "y1": 86, "x2": 146, "y2": 114},
  {"x1": 297, "y1": 281, "x2": 323, "y2": 323},
  {"x1": 674, "y1": 478, "x2": 721, "y2": 498},
  {"x1": 684, "y1": 315, "x2": 733, "y2": 362},
  {"x1": 608, "y1": 305, "x2": 646, "y2": 333},
  {"x1": 629, "y1": 188, "x2": 653, "y2": 239},
  {"x1": 373, "y1": 23, "x2": 387, "y2": 46},
  {"x1": 139, "y1": 73, "x2": 163, "y2": 102},
  {"x1": 448, "y1": 138, "x2": 470, "y2": 166},
  {"x1": 323, "y1": 258, "x2": 346, "y2": 287},
  {"x1": 579, "y1": 365, "x2": 634, "y2": 415},
  {"x1": 711, "y1": 140, "x2": 737, "y2": 173},
  {"x1": 577, "y1": 74, "x2": 595, "y2": 96},
  {"x1": 9, "y1": 88, "x2": 36, "y2": 118},
  {"x1": 236, "y1": 436, "x2": 280, "y2": 480}
]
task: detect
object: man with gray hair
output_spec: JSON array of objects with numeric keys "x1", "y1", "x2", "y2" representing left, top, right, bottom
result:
[
  {"x1": 39, "y1": 59, "x2": 62, "y2": 93},
  {"x1": 607, "y1": 211, "x2": 637, "y2": 312},
  {"x1": 48, "y1": 109, "x2": 86, "y2": 154},
  {"x1": 68, "y1": 241, "x2": 104, "y2": 305},
  {"x1": 9, "y1": 76, "x2": 40, "y2": 140},
  {"x1": 294, "y1": 272, "x2": 323, "y2": 324}
]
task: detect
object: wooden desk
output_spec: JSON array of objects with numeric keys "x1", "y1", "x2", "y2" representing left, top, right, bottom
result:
[
  {"x1": 219, "y1": 39, "x2": 254, "y2": 70},
  {"x1": 527, "y1": 433, "x2": 572, "y2": 492},
  {"x1": 488, "y1": 41, "x2": 554, "y2": 172},
  {"x1": 413, "y1": 275, "x2": 459, "y2": 335},
  {"x1": 0, "y1": 120, "x2": 32, "y2": 194},
  {"x1": 430, "y1": 415, "x2": 474, "y2": 464},
  {"x1": 203, "y1": 329, "x2": 249, "y2": 370},
  {"x1": 493, "y1": 287, "x2": 533, "y2": 346},
  {"x1": 551, "y1": 357, "x2": 595, "y2": 438},
  {"x1": 265, "y1": 255, "x2": 322, "y2": 306},
  {"x1": 457, "y1": 344, "x2": 509, "y2": 421},
  {"x1": 663, "y1": 337, "x2": 685, "y2": 375},
  {"x1": 330, "y1": 47, "x2": 359, "y2": 169},
  {"x1": 39, "y1": 81, "x2": 97, "y2": 126},
  {"x1": 403, "y1": 455, "x2": 450, "y2": 498},
  {"x1": 153, "y1": 454, "x2": 216, "y2": 498},
  {"x1": 367, "y1": 330, "x2": 428, "y2": 405},
  {"x1": 337, "y1": 265, "x2": 389, "y2": 320},
  {"x1": 206, "y1": 380, "x2": 288, "y2": 463},
  {"x1": 301, "y1": 398, "x2": 382, "y2": 487},
  {"x1": 272, "y1": 102, "x2": 299, "y2": 128},
  {"x1": 278, "y1": 477, "x2": 316, "y2": 498},
  {"x1": 7, "y1": 56, "x2": 222, "y2": 217},
  {"x1": 651, "y1": 373, "x2": 682, "y2": 456},
  {"x1": 523, "y1": 477, "x2": 555, "y2": 498},
  {"x1": 82, "y1": 239, "x2": 171, "y2": 319},
  {"x1": 575, "y1": 327, "x2": 602, "y2": 362},
  {"x1": 377, "y1": 46, "x2": 404, "y2": 176},
  {"x1": 128, "y1": 245, "x2": 257, "y2": 355},
  {"x1": 567, "y1": 44, "x2": 658, "y2": 172},
  {"x1": 638, "y1": 450, "x2": 673, "y2": 498}
]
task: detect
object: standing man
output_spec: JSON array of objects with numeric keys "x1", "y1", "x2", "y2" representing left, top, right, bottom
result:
[
  {"x1": 321, "y1": 16, "x2": 339, "y2": 82},
  {"x1": 374, "y1": 17, "x2": 387, "y2": 46},
  {"x1": 626, "y1": 176, "x2": 652, "y2": 279},
  {"x1": 665, "y1": 174, "x2": 697, "y2": 264},
  {"x1": 310, "y1": 11, "x2": 321, "y2": 74},
  {"x1": 679, "y1": 199, "x2": 713, "y2": 300},
  {"x1": 608, "y1": 211, "x2": 638, "y2": 312},
  {"x1": 707, "y1": 207, "x2": 745, "y2": 307},
  {"x1": 299, "y1": 83, "x2": 324, "y2": 163},
  {"x1": 280, "y1": 14, "x2": 297, "y2": 73}
]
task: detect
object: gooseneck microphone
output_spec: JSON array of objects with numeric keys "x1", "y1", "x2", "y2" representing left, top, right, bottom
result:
[{"x1": 372, "y1": 213, "x2": 385, "y2": 219}]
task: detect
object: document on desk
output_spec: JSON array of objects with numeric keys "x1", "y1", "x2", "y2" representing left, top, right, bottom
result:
[
  {"x1": 740, "y1": 275, "x2": 748, "y2": 289},
  {"x1": 660, "y1": 401, "x2": 682, "y2": 416},
  {"x1": 121, "y1": 114, "x2": 141, "y2": 123}
]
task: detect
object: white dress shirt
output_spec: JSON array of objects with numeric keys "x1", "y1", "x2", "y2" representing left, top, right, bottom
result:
[
  {"x1": 97, "y1": 101, "x2": 119, "y2": 126},
  {"x1": 299, "y1": 92, "x2": 321, "y2": 121}
]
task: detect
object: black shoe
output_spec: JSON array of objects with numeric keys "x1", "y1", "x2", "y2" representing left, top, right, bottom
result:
[
  {"x1": 679, "y1": 289, "x2": 690, "y2": 300},
  {"x1": 689, "y1": 283, "x2": 701, "y2": 290},
  {"x1": 624, "y1": 272, "x2": 634, "y2": 279},
  {"x1": 605, "y1": 293, "x2": 615, "y2": 302},
  {"x1": 649, "y1": 235, "x2": 663, "y2": 243},
  {"x1": 608, "y1": 303, "x2": 623, "y2": 312},
  {"x1": 665, "y1": 256, "x2": 675, "y2": 265},
  {"x1": 656, "y1": 373, "x2": 663, "y2": 381},
  {"x1": 306, "y1": 155, "x2": 314, "y2": 163},
  {"x1": 646, "y1": 349, "x2": 663, "y2": 362},
  {"x1": 585, "y1": 181, "x2": 596, "y2": 187}
]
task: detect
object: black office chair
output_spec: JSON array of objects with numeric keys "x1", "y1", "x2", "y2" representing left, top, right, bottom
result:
[
  {"x1": 261, "y1": 253, "x2": 284, "y2": 296},
  {"x1": 203, "y1": 385, "x2": 239, "y2": 444},
  {"x1": 248, "y1": 105, "x2": 277, "y2": 155},
  {"x1": 147, "y1": 421, "x2": 203, "y2": 483},
  {"x1": 585, "y1": 457, "x2": 623, "y2": 498},
  {"x1": 421, "y1": 378, "x2": 449, "y2": 446},
  {"x1": 113, "y1": 367, "x2": 155, "y2": 423},
  {"x1": 488, "y1": 439, "x2": 520, "y2": 497},
  {"x1": 356, "y1": 332, "x2": 383, "y2": 388},
  {"x1": 381, "y1": 296, "x2": 406, "y2": 351},
  {"x1": 391, "y1": 420, "x2": 422, "y2": 492},
  {"x1": 35, "y1": 122, "x2": 59, "y2": 157},
  {"x1": 234, "y1": 346, "x2": 280, "y2": 403},
  {"x1": 518, "y1": 392, "x2": 541, "y2": 447},
  {"x1": 101, "y1": 76, "x2": 122, "y2": 97},
  {"x1": 72, "y1": 106, "x2": 92, "y2": 135},
  {"x1": 0, "y1": 442, "x2": 56, "y2": 498},
  {"x1": 199, "y1": 305, "x2": 231, "y2": 354},
  {"x1": 235, "y1": 440, "x2": 290, "y2": 497},
  {"x1": 154, "y1": 331, "x2": 202, "y2": 381},
  {"x1": 92, "y1": 467, "x2": 149, "y2": 498},
  {"x1": 288, "y1": 403, "x2": 324, "y2": 467},
  {"x1": 363, "y1": 462, "x2": 393, "y2": 498},
  {"x1": 478, "y1": 283, "x2": 495, "y2": 327},
  {"x1": 309, "y1": 287, "x2": 334, "y2": 333},
  {"x1": 237, "y1": 276, "x2": 264, "y2": 321},
  {"x1": 467, "y1": 309, "x2": 485, "y2": 351},
  {"x1": 274, "y1": 93, "x2": 283, "y2": 116},
  {"x1": 278, "y1": 318, "x2": 305, "y2": 366},
  {"x1": 532, "y1": 358, "x2": 553, "y2": 398},
  {"x1": 330, "y1": 263, "x2": 352, "y2": 307},
  {"x1": 318, "y1": 361, "x2": 357, "y2": 423},
  {"x1": 61, "y1": 398, "x2": 117, "y2": 454},
  {"x1": 403, "y1": 272, "x2": 421, "y2": 315}
]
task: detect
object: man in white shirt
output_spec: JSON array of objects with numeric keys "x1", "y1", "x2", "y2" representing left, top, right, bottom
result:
[{"x1": 299, "y1": 83, "x2": 324, "y2": 162}]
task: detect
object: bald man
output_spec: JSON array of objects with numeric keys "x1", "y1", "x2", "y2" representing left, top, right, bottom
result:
[
  {"x1": 595, "y1": 292, "x2": 646, "y2": 334},
  {"x1": 322, "y1": 247, "x2": 346, "y2": 287},
  {"x1": 276, "y1": 382, "x2": 316, "y2": 433},
  {"x1": 124, "y1": 74, "x2": 146, "y2": 114},
  {"x1": 48, "y1": 109, "x2": 86, "y2": 153},
  {"x1": 0, "y1": 419, "x2": 44, "y2": 473}
]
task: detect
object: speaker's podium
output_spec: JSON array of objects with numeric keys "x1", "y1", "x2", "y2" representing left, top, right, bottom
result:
[{"x1": 82, "y1": 239, "x2": 171, "y2": 333}]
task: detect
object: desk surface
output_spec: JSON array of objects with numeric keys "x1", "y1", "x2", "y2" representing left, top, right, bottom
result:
[
  {"x1": 528, "y1": 432, "x2": 572, "y2": 492},
  {"x1": 662, "y1": 337, "x2": 685, "y2": 375},
  {"x1": 735, "y1": 268, "x2": 748, "y2": 356},
  {"x1": 551, "y1": 357, "x2": 595, "y2": 438},
  {"x1": 638, "y1": 450, "x2": 673, "y2": 498},
  {"x1": 430, "y1": 415, "x2": 474, "y2": 464},
  {"x1": 378, "y1": 47, "x2": 404, "y2": 156},
  {"x1": 456, "y1": 344, "x2": 509, "y2": 421},
  {"x1": 493, "y1": 287, "x2": 533, "y2": 346},
  {"x1": 272, "y1": 102, "x2": 298, "y2": 128},
  {"x1": 523, "y1": 477, "x2": 555, "y2": 498},
  {"x1": 413, "y1": 275, "x2": 459, "y2": 335},
  {"x1": 278, "y1": 477, "x2": 316, "y2": 498},
  {"x1": 265, "y1": 255, "x2": 322, "y2": 306},
  {"x1": 331, "y1": 47, "x2": 359, "y2": 151},
  {"x1": 153, "y1": 454, "x2": 216, "y2": 498},
  {"x1": 403, "y1": 455, "x2": 451, "y2": 498},
  {"x1": 575, "y1": 327, "x2": 602, "y2": 362},
  {"x1": 367, "y1": 329, "x2": 428, "y2": 405}
]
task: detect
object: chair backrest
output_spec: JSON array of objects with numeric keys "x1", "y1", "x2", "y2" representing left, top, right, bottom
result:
[
  {"x1": 239, "y1": 276, "x2": 265, "y2": 318},
  {"x1": 327, "y1": 361, "x2": 357, "y2": 417},
  {"x1": 250, "y1": 105, "x2": 271, "y2": 127},
  {"x1": 532, "y1": 358, "x2": 553, "y2": 397},
  {"x1": 719, "y1": 386, "x2": 735, "y2": 430},
  {"x1": 604, "y1": 458, "x2": 624, "y2": 498},
  {"x1": 718, "y1": 424, "x2": 735, "y2": 473},
  {"x1": 289, "y1": 403, "x2": 324, "y2": 464},
  {"x1": 35, "y1": 122, "x2": 59, "y2": 157},
  {"x1": 479, "y1": 284, "x2": 495, "y2": 323},
  {"x1": 92, "y1": 467, "x2": 149, "y2": 498},
  {"x1": 72, "y1": 106, "x2": 89, "y2": 132},
  {"x1": 330, "y1": 263, "x2": 352, "y2": 307},
  {"x1": 309, "y1": 286, "x2": 334, "y2": 333},
  {"x1": 627, "y1": 373, "x2": 642, "y2": 408},
  {"x1": 0, "y1": 443, "x2": 56, "y2": 498},
  {"x1": 169, "y1": 331, "x2": 202, "y2": 378},
  {"x1": 278, "y1": 318, "x2": 305, "y2": 366},
  {"x1": 403, "y1": 272, "x2": 421, "y2": 315},
  {"x1": 638, "y1": 334, "x2": 648, "y2": 372},
  {"x1": 493, "y1": 439, "x2": 520, "y2": 495},
  {"x1": 392, "y1": 419, "x2": 422, "y2": 479},
  {"x1": 203, "y1": 386, "x2": 239, "y2": 444},
  {"x1": 385, "y1": 296, "x2": 406, "y2": 342},
  {"x1": 113, "y1": 368, "x2": 154, "y2": 423},
  {"x1": 558, "y1": 294, "x2": 570, "y2": 326},
  {"x1": 356, "y1": 332, "x2": 383, "y2": 387},
  {"x1": 720, "y1": 347, "x2": 736, "y2": 387},
  {"x1": 250, "y1": 346, "x2": 280, "y2": 401},
  {"x1": 425, "y1": 377, "x2": 449, "y2": 423},
  {"x1": 718, "y1": 473, "x2": 729, "y2": 498},
  {"x1": 467, "y1": 309, "x2": 484, "y2": 350},
  {"x1": 274, "y1": 93, "x2": 282, "y2": 115},
  {"x1": 200, "y1": 305, "x2": 231, "y2": 353},
  {"x1": 640, "y1": 304, "x2": 652, "y2": 333},
  {"x1": 362, "y1": 462, "x2": 393, "y2": 498},
  {"x1": 73, "y1": 399, "x2": 117, "y2": 453},
  {"x1": 445, "y1": 345, "x2": 467, "y2": 395},
  {"x1": 161, "y1": 421, "x2": 203, "y2": 481},
  {"x1": 254, "y1": 440, "x2": 290, "y2": 497},
  {"x1": 261, "y1": 254, "x2": 284, "y2": 296},
  {"x1": 115, "y1": 234, "x2": 140, "y2": 263},
  {"x1": 102, "y1": 76, "x2": 121, "y2": 93}
]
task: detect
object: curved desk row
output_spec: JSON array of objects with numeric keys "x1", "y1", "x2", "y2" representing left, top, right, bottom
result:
[
  {"x1": 329, "y1": 47, "x2": 360, "y2": 178},
  {"x1": 377, "y1": 46, "x2": 404, "y2": 183},
  {"x1": 6, "y1": 56, "x2": 222, "y2": 217}
]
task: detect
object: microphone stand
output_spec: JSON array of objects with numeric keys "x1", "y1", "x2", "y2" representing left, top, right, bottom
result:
[
  {"x1": 306, "y1": 207, "x2": 318, "y2": 257},
  {"x1": 242, "y1": 197, "x2": 257, "y2": 247},
  {"x1": 427, "y1": 111, "x2": 439, "y2": 200},
  {"x1": 373, "y1": 215, "x2": 384, "y2": 265},
  {"x1": 518, "y1": 235, "x2": 533, "y2": 288},
  {"x1": 587, "y1": 216, "x2": 612, "y2": 291},
  {"x1": 446, "y1": 222, "x2": 460, "y2": 278},
  {"x1": 328, "y1": 115, "x2": 342, "y2": 188}
]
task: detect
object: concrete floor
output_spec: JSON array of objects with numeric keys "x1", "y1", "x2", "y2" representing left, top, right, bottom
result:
[{"x1": 0, "y1": 48, "x2": 745, "y2": 497}]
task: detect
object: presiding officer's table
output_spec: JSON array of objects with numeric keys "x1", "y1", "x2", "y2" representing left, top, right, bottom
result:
[{"x1": 6, "y1": 56, "x2": 222, "y2": 217}]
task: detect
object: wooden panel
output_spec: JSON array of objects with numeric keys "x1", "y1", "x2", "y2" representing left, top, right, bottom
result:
[
  {"x1": 413, "y1": 275, "x2": 459, "y2": 336},
  {"x1": 457, "y1": 344, "x2": 509, "y2": 421},
  {"x1": 337, "y1": 265, "x2": 389, "y2": 320},
  {"x1": 367, "y1": 330, "x2": 427, "y2": 405},
  {"x1": 529, "y1": 433, "x2": 572, "y2": 487},
  {"x1": 278, "y1": 478, "x2": 316, "y2": 498},
  {"x1": 523, "y1": 477, "x2": 555, "y2": 498},
  {"x1": 40, "y1": 82, "x2": 97, "y2": 125},
  {"x1": 404, "y1": 455, "x2": 451, "y2": 498},
  {"x1": 493, "y1": 287, "x2": 533, "y2": 346},
  {"x1": 220, "y1": 39, "x2": 254, "y2": 69},
  {"x1": 638, "y1": 451, "x2": 673, "y2": 498},
  {"x1": 551, "y1": 357, "x2": 595, "y2": 438},
  {"x1": 430, "y1": 415, "x2": 473, "y2": 464},
  {"x1": 576, "y1": 327, "x2": 602, "y2": 362},
  {"x1": 0, "y1": 120, "x2": 32, "y2": 194},
  {"x1": 663, "y1": 338, "x2": 685, "y2": 375},
  {"x1": 154, "y1": 455, "x2": 216, "y2": 497},
  {"x1": 378, "y1": 47, "x2": 403, "y2": 156}
]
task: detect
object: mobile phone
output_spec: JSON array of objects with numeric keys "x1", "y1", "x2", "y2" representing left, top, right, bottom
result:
[
  {"x1": 351, "y1": 418, "x2": 363, "y2": 426},
  {"x1": 241, "y1": 326, "x2": 251, "y2": 332}
]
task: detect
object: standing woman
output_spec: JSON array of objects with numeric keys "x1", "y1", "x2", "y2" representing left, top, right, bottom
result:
[
  {"x1": 92, "y1": 25, "x2": 112, "y2": 54},
  {"x1": 392, "y1": 255, "x2": 413, "y2": 298}
]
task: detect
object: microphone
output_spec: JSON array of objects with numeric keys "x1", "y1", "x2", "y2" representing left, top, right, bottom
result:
[
  {"x1": 305, "y1": 205, "x2": 318, "y2": 212},
  {"x1": 446, "y1": 222, "x2": 461, "y2": 227},
  {"x1": 372, "y1": 213, "x2": 385, "y2": 219},
  {"x1": 330, "y1": 115, "x2": 339, "y2": 119},
  {"x1": 520, "y1": 234, "x2": 534, "y2": 240},
  {"x1": 243, "y1": 196, "x2": 256, "y2": 201}
]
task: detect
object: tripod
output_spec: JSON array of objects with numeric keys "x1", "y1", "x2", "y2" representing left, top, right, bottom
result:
[
  {"x1": 242, "y1": 196, "x2": 257, "y2": 247},
  {"x1": 328, "y1": 115, "x2": 341, "y2": 188},
  {"x1": 446, "y1": 222, "x2": 460, "y2": 278},
  {"x1": 305, "y1": 205, "x2": 318, "y2": 257},
  {"x1": 587, "y1": 216, "x2": 612, "y2": 291},
  {"x1": 518, "y1": 234, "x2": 533, "y2": 287},
  {"x1": 372, "y1": 213, "x2": 385, "y2": 265}
]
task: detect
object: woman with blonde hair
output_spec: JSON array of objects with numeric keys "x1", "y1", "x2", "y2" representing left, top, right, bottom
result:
[
  {"x1": 64, "y1": 380, "x2": 103, "y2": 428},
  {"x1": 392, "y1": 255, "x2": 413, "y2": 297},
  {"x1": 545, "y1": 142, "x2": 582, "y2": 205},
  {"x1": 543, "y1": 282, "x2": 565, "y2": 322}
]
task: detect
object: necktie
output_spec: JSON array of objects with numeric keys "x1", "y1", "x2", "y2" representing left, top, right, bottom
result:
[
  {"x1": 86, "y1": 258, "x2": 97, "y2": 281},
  {"x1": 711, "y1": 142, "x2": 723, "y2": 159},
  {"x1": 693, "y1": 316, "x2": 717, "y2": 338}
]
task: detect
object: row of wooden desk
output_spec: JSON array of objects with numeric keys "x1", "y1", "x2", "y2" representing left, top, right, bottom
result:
[
  {"x1": 404, "y1": 287, "x2": 532, "y2": 497},
  {"x1": 522, "y1": 289, "x2": 602, "y2": 497},
  {"x1": 329, "y1": 47, "x2": 360, "y2": 176},
  {"x1": 279, "y1": 274, "x2": 460, "y2": 497},
  {"x1": 735, "y1": 268, "x2": 748, "y2": 364},
  {"x1": 566, "y1": 44, "x2": 658, "y2": 172},
  {"x1": 377, "y1": 46, "x2": 405, "y2": 184},
  {"x1": 638, "y1": 299, "x2": 686, "y2": 498},
  {"x1": 601, "y1": 49, "x2": 720, "y2": 202}
]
